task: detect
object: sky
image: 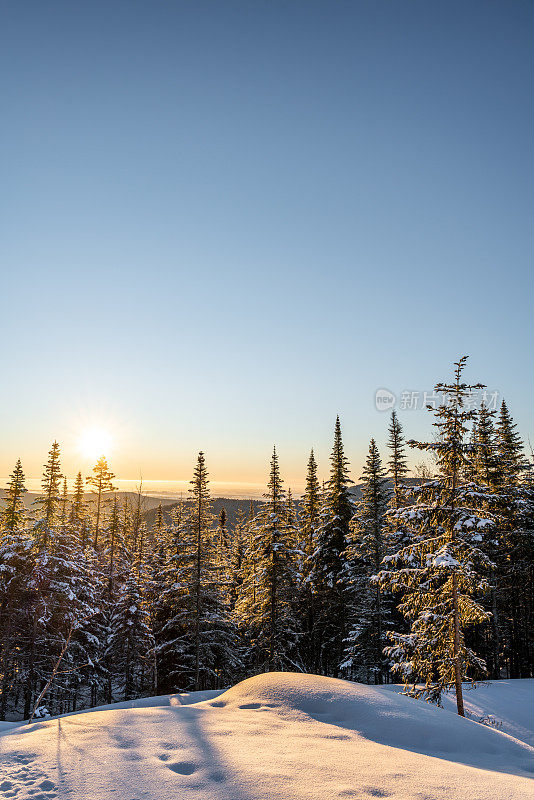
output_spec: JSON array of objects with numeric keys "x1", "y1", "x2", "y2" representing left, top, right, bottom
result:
[{"x1": 1, "y1": 0, "x2": 533, "y2": 491}]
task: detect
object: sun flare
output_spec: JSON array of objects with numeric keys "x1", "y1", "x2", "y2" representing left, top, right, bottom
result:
[{"x1": 78, "y1": 427, "x2": 113, "y2": 460}]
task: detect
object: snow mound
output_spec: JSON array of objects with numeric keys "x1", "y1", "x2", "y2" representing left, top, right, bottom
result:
[
  {"x1": 1, "y1": 675, "x2": 533, "y2": 800},
  {"x1": 204, "y1": 672, "x2": 534, "y2": 775}
]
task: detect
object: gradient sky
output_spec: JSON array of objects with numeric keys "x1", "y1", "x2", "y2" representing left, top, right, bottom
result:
[{"x1": 2, "y1": 0, "x2": 533, "y2": 489}]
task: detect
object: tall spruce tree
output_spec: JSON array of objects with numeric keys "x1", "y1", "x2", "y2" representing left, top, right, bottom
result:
[
  {"x1": 235, "y1": 448, "x2": 299, "y2": 671},
  {"x1": 298, "y1": 448, "x2": 321, "y2": 671},
  {"x1": 494, "y1": 400, "x2": 533, "y2": 677},
  {"x1": 33, "y1": 441, "x2": 62, "y2": 548},
  {"x1": 387, "y1": 412, "x2": 408, "y2": 509},
  {"x1": 378, "y1": 357, "x2": 496, "y2": 714},
  {"x1": 309, "y1": 417, "x2": 354, "y2": 675},
  {"x1": 342, "y1": 439, "x2": 391, "y2": 683},
  {"x1": 155, "y1": 453, "x2": 239, "y2": 691},
  {"x1": 2, "y1": 459, "x2": 27, "y2": 533}
]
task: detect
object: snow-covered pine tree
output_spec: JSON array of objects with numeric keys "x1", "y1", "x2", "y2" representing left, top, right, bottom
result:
[
  {"x1": 148, "y1": 503, "x2": 172, "y2": 606},
  {"x1": 378, "y1": 357, "x2": 496, "y2": 715},
  {"x1": 155, "y1": 454, "x2": 240, "y2": 692},
  {"x1": 308, "y1": 417, "x2": 354, "y2": 675},
  {"x1": 494, "y1": 400, "x2": 533, "y2": 677},
  {"x1": 107, "y1": 559, "x2": 155, "y2": 701},
  {"x1": 466, "y1": 402, "x2": 504, "y2": 678},
  {"x1": 144, "y1": 503, "x2": 172, "y2": 695},
  {"x1": 190, "y1": 452, "x2": 216, "y2": 688},
  {"x1": 235, "y1": 448, "x2": 299, "y2": 672},
  {"x1": 0, "y1": 526, "x2": 34, "y2": 719},
  {"x1": 1, "y1": 459, "x2": 27, "y2": 534},
  {"x1": 152, "y1": 504, "x2": 187, "y2": 692},
  {"x1": 96, "y1": 497, "x2": 129, "y2": 702},
  {"x1": 342, "y1": 438, "x2": 391, "y2": 683},
  {"x1": 231, "y1": 506, "x2": 258, "y2": 670},
  {"x1": 45, "y1": 518, "x2": 99, "y2": 714},
  {"x1": 297, "y1": 448, "x2": 322, "y2": 671}
]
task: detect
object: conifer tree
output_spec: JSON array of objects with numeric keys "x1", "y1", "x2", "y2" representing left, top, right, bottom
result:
[
  {"x1": 0, "y1": 527, "x2": 34, "y2": 719},
  {"x1": 236, "y1": 448, "x2": 299, "y2": 671},
  {"x1": 298, "y1": 448, "x2": 321, "y2": 671},
  {"x1": 60, "y1": 477, "x2": 69, "y2": 526},
  {"x1": 107, "y1": 561, "x2": 155, "y2": 700},
  {"x1": 342, "y1": 439, "x2": 391, "y2": 683},
  {"x1": 155, "y1": 454, "x2": 239, "y2": 691},
  {"x1": 33, "y1": 441, "x2": 63, "y2": 547},
  {"x1": 44, "y1": 516, "x2": 98, "y2": 714},
  {"x1": 473, "y1": 404, "x2": 500, "y2": 489},
  {"x1": 378, "y1": 357, "x2": 496, "y2": 714},
  {"x1": 469, "y1": 403, "x2": 503, "y2": 677},
  {"x1": 86, "y1": 456, "x2": 116, "y2": 549},
  {"x1": 2, "y1": 459, "x2": 27, "y2": 533},
  {"x1": 387, "y1": 412, "x2": 408, "y2": 509},
  {"x1": 154, "y1": 503, "x2": 165, "y2": 541},
  {"x1": 70, "y1": 471, "x2": 89, "y2": 547},
  {"x1": 309, "y1": 417, "x2": 354, "y2": 675},
  {"x1": 494, "y1": 400, "x2": 533, "y2": 677},
  {"x1": 301, "y1": 449, "x2": 321, "y2": 558},
  {"x1": 496, "y1": 400, "x2": 528, "y2": 485},
  {"x1": 153, "y1": 505, "x2": 189, "y2": 692},
  {"x1": 191, "y1": 452, "x2": 213, "y2": 688}
]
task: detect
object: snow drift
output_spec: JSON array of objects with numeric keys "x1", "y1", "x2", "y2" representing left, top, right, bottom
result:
[
  {"x1": 0, "y1": 673, "x2": 532, "y2": 800},
  {"x1": 207, "y1": 672, "x2": 534, "y2": 774}
]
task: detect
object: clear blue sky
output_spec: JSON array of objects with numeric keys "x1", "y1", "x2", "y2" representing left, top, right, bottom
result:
[{"x1": 2, "y1": 0, "x2": 533, "y2": 487}]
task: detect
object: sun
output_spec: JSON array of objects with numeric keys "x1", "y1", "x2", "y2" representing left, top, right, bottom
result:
[{"x1": 78, "y1": 427, "x2": 113, "y2": 461}]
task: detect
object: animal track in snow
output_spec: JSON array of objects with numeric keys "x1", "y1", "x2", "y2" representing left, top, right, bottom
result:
[{"x1": 0, "y1": 753, "x2": 57, "y2": 800}]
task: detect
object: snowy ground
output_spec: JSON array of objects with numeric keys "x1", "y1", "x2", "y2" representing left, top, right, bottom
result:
[{"x1": 0, "y1": 674, "x2": 532, "y2": 800}]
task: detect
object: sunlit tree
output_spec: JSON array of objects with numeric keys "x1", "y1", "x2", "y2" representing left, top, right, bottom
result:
[{"x1": 86, "y1": 456, "x2": 116, "y2": 549}]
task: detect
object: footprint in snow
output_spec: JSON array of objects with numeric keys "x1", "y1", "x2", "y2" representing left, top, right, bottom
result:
[{"x1": 167, "y1": 761, "x2": 197, "y2": 776}]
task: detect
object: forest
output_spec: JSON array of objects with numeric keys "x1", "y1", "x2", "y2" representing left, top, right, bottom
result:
[{"x1": 1, "y1": 357, "x2": 532, "y2": 721}]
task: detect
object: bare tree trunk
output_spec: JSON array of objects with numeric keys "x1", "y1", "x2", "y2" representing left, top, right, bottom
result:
[{"x1": 452, "y1": 575, "x2": 465, "y2": 717}]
